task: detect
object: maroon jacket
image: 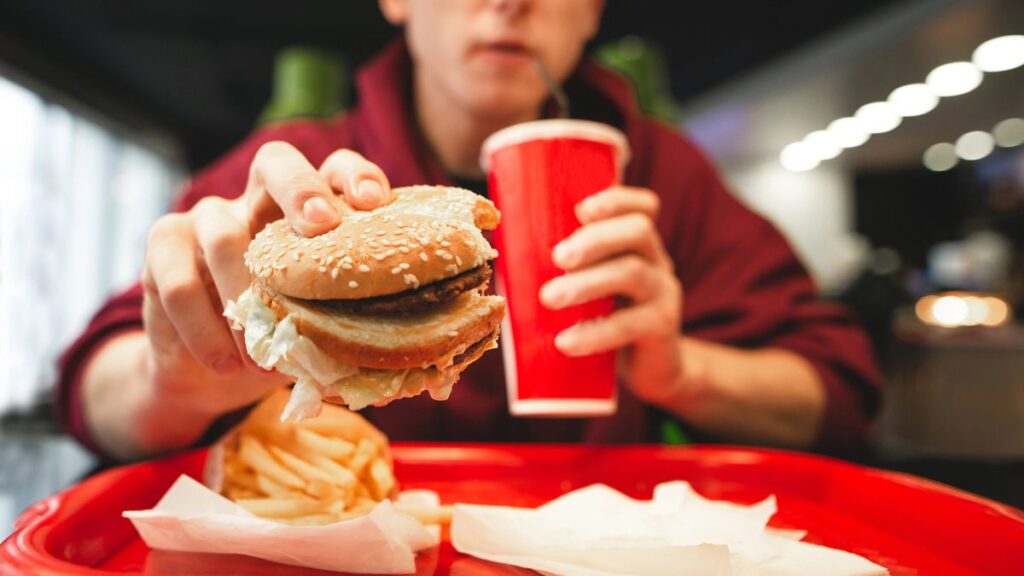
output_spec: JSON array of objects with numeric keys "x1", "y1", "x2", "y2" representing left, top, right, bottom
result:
[{"x1": 57, "y1": 40, "x2": 880, "y2": 457}]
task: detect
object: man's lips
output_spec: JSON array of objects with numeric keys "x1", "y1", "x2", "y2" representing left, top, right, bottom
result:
[{"x1": 471, "y1": 40, "x2": 534, "y2": 63}]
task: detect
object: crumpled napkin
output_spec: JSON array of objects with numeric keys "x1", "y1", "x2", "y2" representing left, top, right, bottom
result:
[
  {"x1": 124, "y1": 475, "x2": 439, "y2": 574},
  {"x1": 451, "y1": 481, "x2": 887, "y2": 576}
]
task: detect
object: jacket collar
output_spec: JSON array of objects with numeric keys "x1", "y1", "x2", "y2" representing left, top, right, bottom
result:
[{"x1": 351, "y1": 37, "x2": 640, "y2": 187}]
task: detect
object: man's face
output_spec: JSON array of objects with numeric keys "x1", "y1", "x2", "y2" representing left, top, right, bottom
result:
[{"x1": 382, "y1": 0, "x2": 604, "y2": 121}]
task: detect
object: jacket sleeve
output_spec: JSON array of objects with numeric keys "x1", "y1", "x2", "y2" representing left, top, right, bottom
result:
[{"x1": 643, "y1": 128, "x2": 882, "y2": 454}]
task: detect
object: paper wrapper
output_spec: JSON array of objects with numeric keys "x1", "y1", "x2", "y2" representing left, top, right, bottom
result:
[
  {"x1": 125, "y1": 475, "x2": 439, "y2": 573},
  {"x1": 451, "y1": 481, "x2": 888, "y2": 576},
  {"x1": 124, "y1": 390, "x2": 437, "y2": 573}
]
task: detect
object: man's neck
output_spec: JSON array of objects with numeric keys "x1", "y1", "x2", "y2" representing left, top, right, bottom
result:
[{"x1": 413, "y1": 73, "x2": 538, "y2": 180}]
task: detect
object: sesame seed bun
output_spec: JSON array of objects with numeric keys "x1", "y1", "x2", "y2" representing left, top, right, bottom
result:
[
  {"x1": 233, "y1": 185, "x2": 506, "y2": 414},
  {"x1": 246, "y1": 186, "x2": 500, "y2": 300}
]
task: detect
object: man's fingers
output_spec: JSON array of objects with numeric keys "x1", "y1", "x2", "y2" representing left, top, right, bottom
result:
[
  {"x1": 575, "y1": 187, "x2": 660, "y2": 224},
  {"x1": 540, "y1": 255, "x2": 659, "y2": 310},
  {"x1": 192, "y1": 198, "x2": 264, "y2": 368},
  {"x1": 319, "y1": 149, "x2": 393, "y2": 211},
  {"x1": 193, "y1": 198, "x2": 251, "y2": 307},
  {"x1": 552, "y1": 213, "x2": 666, "y2": 270},
  {"x1": 553, "y1": 305, "x2": 660, "y2": 357},
  {"x1": 246, "y1": 141, "x2": 340, "y2": 237},
  {"x1": 145, "y1": 214, "x2": 243, "y2": 375}
]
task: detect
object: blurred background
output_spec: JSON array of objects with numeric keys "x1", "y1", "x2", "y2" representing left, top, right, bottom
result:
[{"x1": 0, "y1": 0, "x2": 1022, "y2": 535}]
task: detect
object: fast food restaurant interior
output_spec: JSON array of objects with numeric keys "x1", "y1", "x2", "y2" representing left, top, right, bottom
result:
[{"x1": 1, "y1": 0, "x2": 1023, "y2": 559}]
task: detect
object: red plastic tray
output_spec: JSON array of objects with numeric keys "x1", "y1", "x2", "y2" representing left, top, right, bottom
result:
[{"x1": 2, "y1": 444, "x2": 1022, "y2": 575}]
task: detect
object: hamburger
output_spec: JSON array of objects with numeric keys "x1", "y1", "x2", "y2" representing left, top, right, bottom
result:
[{"x1": 225, "y1": 185, "x2": 505, "y2": 421}]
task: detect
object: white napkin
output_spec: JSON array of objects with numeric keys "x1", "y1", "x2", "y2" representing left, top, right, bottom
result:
[
  {"x1": 124, "y1": 475, "x2": 439, "y2": 574},
  {"x1": 451, "y1": 481, "x2": 887, "y2": 576}
]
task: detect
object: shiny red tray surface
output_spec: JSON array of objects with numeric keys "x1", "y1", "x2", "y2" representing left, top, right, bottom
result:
[{"x1": 2, "y1": 444, "x2": 1023, "y2": 575}]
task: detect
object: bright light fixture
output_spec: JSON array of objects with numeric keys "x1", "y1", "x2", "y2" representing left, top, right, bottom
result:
[
  {"x1": 827, "y1": 117, "x2": 870, "y2": 148},
  {"x1": 780, "y1": 142, "x2": 819, "y2": 172},
  {"x1": 803, "y1": 130, "x2": 842, "y2": 160},
  {"x1": 855, "y1": 101, "x2": 902, "y2": 134},
  {"x1": 923, "y1": 143, "x2": 958, "y2": 172},
  {"x1": 955, "y1": 130, "x2": 995, "y2": 161},
  {"x1": 993, "y1": 118, "x2": 1024, "y2": 148},
  {"x1": 972, "y1": 35, "x2": 1024, "y2": 73},
  {"x1": 916, "y1": 292, "x2": 1013, "y2": 328},
  {"x1": 887, "y1": 83, "x2": 939, "y2": 117},
  {"x1": 926, "y1": 62, "x2": 983, "y2": 97}
]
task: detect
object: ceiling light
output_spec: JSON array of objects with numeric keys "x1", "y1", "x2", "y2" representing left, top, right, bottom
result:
[
  {"x1": 926, "y1": 62, "x2": 983, "y2": 97},
  {"x1": 780, "y1": 142, "x2": 819, "y2": 172},
  {"x1": 932, "y1": 295, "x2": 970, "y2": 326},
  {"x1": 887, "y1": 83, "x2": 939, "y2": 117},
  {"x1": 973, "y1": 35, "x2": 1024, "y2": 72},
  {"x1": 993, "y1": 118, "x2": 1024, "y2": 148},
  {"x1": 955, "y1": 131, "x2": 995, "y2": 161},
  {"x1": 827, "y1": 117, "x2": 870, "y2": 148},
  {"x1": 916, "y1": 292, "x2": 1013, "y2": 328},
  {"x1": 803, "y1": 130, "x2": 842, "y2": 160},
  {"x1": 923, "y1": 143, "x2": 958, "y2": 172},
  {"x1": 855, "y1": 101, "x2": 902, "y2": 134}
]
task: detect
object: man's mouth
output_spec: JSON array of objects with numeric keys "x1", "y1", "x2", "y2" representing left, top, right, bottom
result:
[{"x1": 472, "y1": 39, "x2": 534, "y2": 63}]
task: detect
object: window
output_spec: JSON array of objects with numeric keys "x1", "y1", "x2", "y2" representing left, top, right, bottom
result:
[{"x1": 0, "y1": 74, "x2": 184, "y2": 416}]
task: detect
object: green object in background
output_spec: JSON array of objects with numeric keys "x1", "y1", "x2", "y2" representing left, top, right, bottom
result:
[
  {"x1": 259, "y1": 46, "x2": 349, "y2": 125},
  {"x1": 595, "y1": 36, "x2": 680, "y2": 123},
  {"x1": 661, "y1": 418, "x2": 691, "y2": 445}
]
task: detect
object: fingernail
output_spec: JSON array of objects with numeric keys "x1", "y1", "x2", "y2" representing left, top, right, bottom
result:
[
  {"x1": 554, "y1": 327, "x2": 578, "y2": 352},
  {"x1": 303, "y1": 196, "x2": 336, "y2": 224},
  {"x1": 539, "y1": 282, "x2": 564, "y2": 309},
  {"x1": 213, "y1": 356, "x2": 242, "y2": 375},
  {"x1": 552, "y1": 242, "x2": 578, "y2": 268},
  {"x1": 579, "y1": 196, "x2": 597, "y2": 215},
  {"x1": 356, "y1": 179, "x2": 384, "y2": 205}
]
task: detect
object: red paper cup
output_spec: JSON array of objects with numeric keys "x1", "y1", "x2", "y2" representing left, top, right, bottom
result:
[{"x1": 481, "y1": 120, "x2": 630, "y2": 417}]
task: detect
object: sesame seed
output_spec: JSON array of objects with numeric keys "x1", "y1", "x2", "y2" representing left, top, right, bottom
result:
[
  {"x1": 373, "y1": 254, "x2": 386, "y2": 261},
  {"x1": 443, "y1": 253, "x2": 454, "y2": 261},
  {"x1": 456, "y1": 256, "x2": 463, "y2": 266},
  {"x1": 448, "y1": 330, "x2": 458, "y2": 337},
  {"x1": 331, "y1": 268, "x2": 339, "y2": 279},
  {"x1": 293, "y1": 252, "x2": 301, "y2": 261},
  {"x1": 435, "y1": 250, "x2": 446, "y2": 257},
  {"x1": 319, "y1": 266, "x2": 327, "y2": 273},
  {"x1": 419, "y1": 253, "x2": 429, "y2": 262},
  {"x1": 273, "y1": 262, "x2": 286, "y2": 270},
  {"x1": 358, "y1": 264, "x2": 370, "y2": 272},
  {"x1": 385, "y1": 249, "x2": 396, "y2": 256},
  {"x1": 349, "y1": 281, "x2": 359, "y2": 288},
  {"x1": 391, "y1": 266, "x2": 402, "y2": 274},
  {"x1": 400, "y1": 262, "x2": 410, "y2": 270},
  {"x1": 403, "y1": 273, "x2": 420, "y2": 288},
  {"x1": 399, "y1": 246, "x2": 410, "y2": 254},
  {"x1": 441, "y1": 240, "x2": 451, "y2": 247},
  {"x1": 341, "y1": 262, "x2": 353, "y2": 270}
]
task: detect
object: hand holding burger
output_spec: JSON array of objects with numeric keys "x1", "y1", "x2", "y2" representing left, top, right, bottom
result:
[{"x1": 225, "y1": 185, "x2": 505, "y2": 421}]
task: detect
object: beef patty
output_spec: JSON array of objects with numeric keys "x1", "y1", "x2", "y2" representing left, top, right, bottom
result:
[{"x1": 314, "y1": 263, "x2": 493, "y2": 315}]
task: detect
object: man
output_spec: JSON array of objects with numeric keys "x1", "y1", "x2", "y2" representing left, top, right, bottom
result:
[{"x1": 58, "y1": 0, "x2": 880, "y2": 461}]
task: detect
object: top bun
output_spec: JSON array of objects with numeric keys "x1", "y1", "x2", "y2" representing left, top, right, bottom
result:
[{"x1": 246, "y1": 186, "x2": 500, "y2": 300}]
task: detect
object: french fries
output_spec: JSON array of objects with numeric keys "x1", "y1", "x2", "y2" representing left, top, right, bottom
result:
[{"x1": 217, "y1": 389, "x2": 448, "y2": 527}]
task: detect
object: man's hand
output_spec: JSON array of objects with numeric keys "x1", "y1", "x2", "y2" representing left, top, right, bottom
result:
[
  {"x1": 538, "y1": 186, "x2": 687, "y2": 406},
  {"x1": 86, "y1": 144, "x2": 395, "y2": 458}
]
